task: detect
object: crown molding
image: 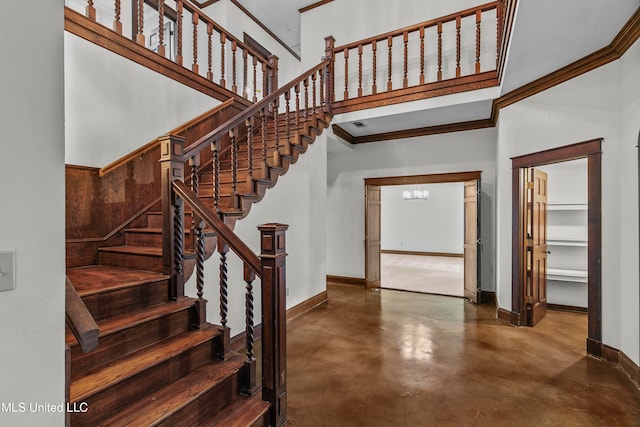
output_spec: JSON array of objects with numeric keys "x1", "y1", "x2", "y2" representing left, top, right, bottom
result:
[{"x1": 299, "y1": 0, "x2": 334, "y2": 14}]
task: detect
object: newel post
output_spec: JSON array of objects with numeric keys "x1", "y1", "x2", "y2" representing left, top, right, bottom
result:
[
  {"x1": 323, "y1": 36, "x2": 336, "y2": 115},
  {"x1": 159, "y1": 134, "x2": 186, "y2": 300},
  {"x1": 268, "y1": 54, "x2": 279, "y2": 94},
  {"x1": 258, "y1": 223, "x2": 288, "y2": 427}
]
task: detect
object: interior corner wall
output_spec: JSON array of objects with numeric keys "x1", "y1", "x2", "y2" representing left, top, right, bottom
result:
[
  {"x1": 381, "y1": 183, "x2": 464, "y2": 254},
  {"x1": 185, "y1": 131, "x2": 328, "y2": 336},
  {"x1": 64, "y1": 32, "x2": 217, "y2": 168},
  {"x1": 495, "y1": 39, "x2": 640, "y2": 364},
  {"x1": 326, "y1": 127, "x2": 496, "y2": 291},
  {"x1": 0, "y1": 1, "x2": 66, "y2": 425}
]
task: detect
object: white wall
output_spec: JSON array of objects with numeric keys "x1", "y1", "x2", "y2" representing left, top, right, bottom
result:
[
  {"x1": 496, "y1": 40, "x2": 640, "y2": 364},
  {"x1": 0, "y1": 1, "x2": 66, "y2": 425},
  {"x1": 64, "y1": 32, "x2": 218, "y2": 167},
  {"x1": 381, "y1": 183, "x2": 464, "y2": 254},
  {"x1": 185, "y1": 132, "x2": 328, "y2": 335},
  {"x1": 203, "y1": 0, "x2": 302, "y2": 86},
  {"x1": 326, "y1": 127, "x2": 496, "y2": 291}
]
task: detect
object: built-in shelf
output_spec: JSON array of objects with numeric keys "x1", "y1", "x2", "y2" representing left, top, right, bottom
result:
[
  {"x1": 547, "y1": 239, "x2": 587, "y2": 247},
  {"x1": 547, "y1": 268, "x2": 588, "y2": 283},
  {"x1": 547, "y1": 203, "x2": 587, "y2": 211}
]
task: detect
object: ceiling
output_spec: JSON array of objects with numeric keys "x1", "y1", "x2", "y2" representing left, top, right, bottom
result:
[{"x1": 235, "y1": 0, "x2": 639, "y2": 140}]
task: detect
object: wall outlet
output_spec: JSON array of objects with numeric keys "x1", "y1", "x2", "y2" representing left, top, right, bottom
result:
[{"x1": 0, "y1": 251, "x2": 16, "y2": 292}]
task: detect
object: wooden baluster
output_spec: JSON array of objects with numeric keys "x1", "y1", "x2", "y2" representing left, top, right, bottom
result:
[
  {"x1": 217, "y1": 239, "x2": 230, "y2": 359},
  {"x1": 476, "y1": 10, "x2": 482, "y2": 74},
  {"x1": 372, "y1": 40, "x2": 377, "y2": 94},
  {"x1": 242, "y1": 263, "x2": 258, "y2": 395},
  {"x1": 284, "y1": 90, "x2": 291, "y2": 154},
  {"x1": 357, "y1": 44, "x2": 363, "y2": 97},
  {"x1": 258, "y1": 223, "x2": 289, "y2": 427},
  {"x1": 324, "y1": 36, "x2": 336, "y2": 112},
  {"x1": 273, "y1": 99, "x2": 280, "y2": 166},
  {"x1": 220, "y1": 33, "x2": 226, "y2": 88},
  {"x1": 387, "y1": 35, "x2": 393, "y2": 91},
  {"x1": 232, "y1": 40, "x2": 238, "y2": 93},
  {"x1": 343, "y1": 48, "x2": 349, "y2": 100},
  {"x1": 189, "y1": 153, "x2": 200, "y2": 247},
  {"x1": 262, "y1": 62, "x2": 268, "y2": 101},
  {"x1": 194, "y1": 218, "x2": 206, "y2": 327},
  {"x1": 420, "y1": 27, "x2": 425, "y2": 84},
  {"x1": 312, "y1": 72, "x2": 318, "y2": 116},
  {"x1": 192, "y1": 12, "x2": 199, "y2": 74},
  {"x1": 113, "y1": 0, "x2": 122, "y2": 34},
  {"x1": 252, "y1": 55, "x2": 258, "y2": 103},
  {"x1": 260, "y1": 108, "x2": 268, "y2": 178},
  {"x1": 159, "y1": 134, "x2": 185, "y2": 300},
  {"x1": 437, "y1": 22, "x2": 443, "y2": 81},
  {"x1": 243, "y1": 50, "x2": 248, "y2": 99},
  {"x1": 176, "y1": 1, "x2": 183, "y2": 66},
  {"x1": 211, "y1": 142, "x2": 220, "y2": 213},
  {"x1": 207, "y1": 23, "x2": 213, "y2": 80},
  {"x1": 403, "y1": 31, "x2": 409, "y2": 88},
  {"x1": 247, "y1": 117, "x2": 254, "y2": 181},
  {"x1": 157, "y1": 0, "x2": 166, "y2": 57},
  {"x1": 229, "y1": 128, "x2": 238, "y2": 209},
  {"x1": 303, "y1": 78, "x2": 309, "y2": 125},
  {"x1": 136, "y1": 0, "x2": 145, "y2": 45},
  {"x1": 294, "y1": 83, "x2": 301, "y2": 140},
  {"x1": 86, "y1": 0, "x2": 96, "y2": 20},
  {"x1": 319, "y1": 68, "x2": 325, "y2": 110},
  {"x1": 456, "y1": 16, "x2": 461, "y2": 78}
]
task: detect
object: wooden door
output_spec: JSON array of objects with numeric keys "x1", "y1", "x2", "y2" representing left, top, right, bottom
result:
[
  {"x1": 525, "y1": 168, "x2": 548, "y2": 326},
  {"x1": 365, "y1": 185, "x2": 381, "y2": 289},
  {"x1": 464, "y1": 180, "x2": 480, "y2": 303}
]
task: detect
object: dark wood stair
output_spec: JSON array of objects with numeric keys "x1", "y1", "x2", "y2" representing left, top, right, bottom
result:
[{"x1": 66, "y1": 101, "x2": 332, "y2": 425}]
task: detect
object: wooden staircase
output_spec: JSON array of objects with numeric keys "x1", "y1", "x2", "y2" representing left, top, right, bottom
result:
[{"x1": 65, "y1": 88, "x2": 332, "y2": 425}]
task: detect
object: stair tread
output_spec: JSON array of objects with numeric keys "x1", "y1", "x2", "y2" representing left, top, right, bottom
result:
[
  {"x1": 67, "y1": 265, "x2": 168, "y2": 297},
  {"x1": 66, "y1": 299, "x2": 195, "y2": 346},
  {"x1": 98, "y1": 354, "x2": 246, "y2": 427},
  {"x1": 98, "y1": 245, "x2": 163, "y2": 256},
  {"x1": 199, "y1": 393, "x2": 270, "y2": 427},
  {"x1": 70, "y1": 325, "x2": 220, "y2": 402}
]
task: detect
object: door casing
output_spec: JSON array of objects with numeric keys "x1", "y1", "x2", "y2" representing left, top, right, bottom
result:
[
  {"x1": 511, "y1": 138, "x2": 602, "y2": 356},
  {"x1": 364, "y1": 171, "x2": 482, "y2": 297}
]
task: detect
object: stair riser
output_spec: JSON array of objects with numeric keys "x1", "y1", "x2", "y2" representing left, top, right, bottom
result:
[
  {"x1": 125, "y1": 231, "x2": 195, "y2": 251},
  {"x1": 70, "y1": 338, "x2": 219, "y2": 426},
  {"x1": 99, "y1": 251, "x2": 164, "y2": 273},
  {"x1": 147, "y1": 213, "x2": 163, "y2": 228},
  {"x1": 81, "y1": 279, "x2": 170, "y2": 321},
  {"x1": 70, "y1": 308, "x2": 193, "y2": 382},
  {"x1": 158, "y1": 371, "x2": 243, "y2": 427}
]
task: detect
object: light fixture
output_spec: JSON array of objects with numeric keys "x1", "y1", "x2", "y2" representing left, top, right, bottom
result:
[{"x1": 402, "y1": 184, "x2": 429, "y2": 200}]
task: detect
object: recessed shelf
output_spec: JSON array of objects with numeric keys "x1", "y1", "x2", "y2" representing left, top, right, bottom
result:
[
  {"x1": 547, "y1": 268, "x2": 587, "y2": 283},
  {"x1": 547, "y1": 204, "x2": 587, "y2": 211},
  {"x1": 547, "y1": 239, "x2": 587, "y2": 247}
]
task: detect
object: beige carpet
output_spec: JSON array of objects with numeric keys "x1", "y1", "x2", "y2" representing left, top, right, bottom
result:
[{"x1": 381, "y1": 253, "x2": 464, "y2": 297}]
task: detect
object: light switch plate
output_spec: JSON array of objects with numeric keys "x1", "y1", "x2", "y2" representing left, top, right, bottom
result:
[{"x1": 0, "y1": 251, "x2": 16, "y2": 292}]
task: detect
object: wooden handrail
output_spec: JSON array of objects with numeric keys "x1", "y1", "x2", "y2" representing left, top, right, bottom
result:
[
  {"x1": 65, "y1": 276, "x2": 99, "y2": 353},
  {"x1": 333, "y1": 1, "x2": 498, "y2": 51},
  {"x1": 172, "y1": 180, "x2": 262, "y2": 273},
  {"x1": 184, "y1": 59, "x2": 330, "y2": 159}
]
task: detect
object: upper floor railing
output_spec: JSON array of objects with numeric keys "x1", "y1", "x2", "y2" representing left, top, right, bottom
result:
[
  {"x1": 327, "y1": 1, "x2": 504, "y2": 113},
  {"x1": 66, "y1": 0, "x2": 278, "y2": 101}
]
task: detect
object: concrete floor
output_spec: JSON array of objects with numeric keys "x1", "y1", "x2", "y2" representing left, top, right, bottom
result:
[{"x1": 285, "y1": 285, "x2": 640, "y2": 426}]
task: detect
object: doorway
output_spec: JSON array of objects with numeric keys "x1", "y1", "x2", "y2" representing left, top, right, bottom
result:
[
  {"x1": 511, "y1": 138, "x2": 602, "y2": 357},
  {"x1": 364, "y1": 171, "x2": 481, "y2": 303}
]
